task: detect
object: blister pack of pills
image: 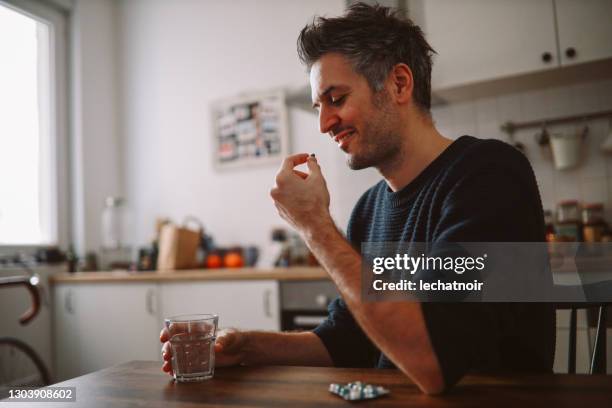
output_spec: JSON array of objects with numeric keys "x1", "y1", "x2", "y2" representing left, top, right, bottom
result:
[{"x1": 329, "y1": 381, "x2": 390, "y2": 401}]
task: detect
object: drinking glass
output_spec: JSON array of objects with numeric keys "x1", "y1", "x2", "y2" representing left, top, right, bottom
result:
[{"x1": 164, "y1": 314, "x2": 218, "y2": 382}]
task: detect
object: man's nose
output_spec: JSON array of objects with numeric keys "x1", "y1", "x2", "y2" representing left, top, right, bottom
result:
[{"x1": 319, "y1": 106, "x2": 339, "y2": 135}]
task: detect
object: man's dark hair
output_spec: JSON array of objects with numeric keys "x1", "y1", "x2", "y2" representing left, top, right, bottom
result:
[{"x1": 297, "y1": 2, "x2": 436, "y2": 113}]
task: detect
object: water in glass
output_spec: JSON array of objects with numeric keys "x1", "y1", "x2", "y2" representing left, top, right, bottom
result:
[{"x1": 170, "y1": 332, "x2": 216, "y2": 382}]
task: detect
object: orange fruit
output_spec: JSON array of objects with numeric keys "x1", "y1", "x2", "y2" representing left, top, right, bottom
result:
[
  {"x1": 206, "y1": 254, "x2": 222, "y2": 269},
  {"x1": 223, "y1": 252, "x2": 244, "y2": 268}
]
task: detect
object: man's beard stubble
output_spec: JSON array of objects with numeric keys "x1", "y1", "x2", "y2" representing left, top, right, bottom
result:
[{"x1": 346, "y1": 91, "x2": 404, "y2": 171}]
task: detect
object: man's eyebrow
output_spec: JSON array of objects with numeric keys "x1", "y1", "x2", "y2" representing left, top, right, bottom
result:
[{"x1": 311, "y1": 85, "x2": 337, "y2": 109}]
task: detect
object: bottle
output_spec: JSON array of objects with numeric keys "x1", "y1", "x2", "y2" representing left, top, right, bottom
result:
[
  {"x1": 555, "y1": 200, "x2": 581, "y2": 241},
  {"x1": 543, "y1": 210, "x2": 555, "y2": 242},
  {"x1": 100, "y1": 197, "x2": 132, "y2": 270},
  {"x1": 582, "y1": 203, "x2": 605, "y2": 243},
  {"x1": 101, "y1": 197, "x2": 125, "y2": 249},
  {"x1": 66, "y1": 244, "x2": 78, "y2": 273}
]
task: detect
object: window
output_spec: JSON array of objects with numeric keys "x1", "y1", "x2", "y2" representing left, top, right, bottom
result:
[{"x1": 0, "y1": 0, "x2": 68, "y2": 247}]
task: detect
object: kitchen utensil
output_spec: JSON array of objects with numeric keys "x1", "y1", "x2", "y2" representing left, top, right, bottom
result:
[{"x1": 550, "y1": 126, "x2": 587, "y2": 170}]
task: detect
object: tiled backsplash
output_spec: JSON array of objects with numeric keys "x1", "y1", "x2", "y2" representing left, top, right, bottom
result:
[{"x1": 432, "y1": 79, "x2": 612, "y2": 221}]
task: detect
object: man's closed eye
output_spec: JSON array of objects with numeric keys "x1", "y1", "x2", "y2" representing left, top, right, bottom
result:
[{"x1": 331, "y1": 95, "x2": 347, "y2": 106}]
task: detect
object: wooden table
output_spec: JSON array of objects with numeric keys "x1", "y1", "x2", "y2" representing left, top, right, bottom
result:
[{"x1": 3, "y1": 361, "x2": 612, "y2": 407}]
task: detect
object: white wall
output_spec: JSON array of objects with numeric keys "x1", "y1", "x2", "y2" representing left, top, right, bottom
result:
[
  {"x1": 432, "y1": 79, "x2": 612, "y2": 218},
  {"x1": 117, "y1": 0, "x2": 380, "y2": 257},
  {"x1": 73, "y1": 0, "x2": 612, "y2": 261},
  {"x1": 71, "y1": 0, "x2": 122, "y2": 254}
]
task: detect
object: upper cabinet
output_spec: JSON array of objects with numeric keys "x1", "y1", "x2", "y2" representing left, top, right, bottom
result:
[
  {"x1": 410, "y1": 0, "x2": 612, "y2": 92},
  {"x1": 418, "y1": 0, "x2": 558, "y2": 90},
  {"x1": 555, "y1": 0, "x2": 612, "y2": 66}
]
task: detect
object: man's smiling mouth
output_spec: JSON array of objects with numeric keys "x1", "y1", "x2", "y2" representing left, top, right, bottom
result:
[{"x1": 334, "y1": 129, "x2": 356, "y2": 150}]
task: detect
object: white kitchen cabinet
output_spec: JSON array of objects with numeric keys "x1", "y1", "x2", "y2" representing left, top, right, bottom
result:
[
  {"x1": 410, "y1": 0, "x2": 612, "y2": 91},
  {"x1": 53, "y1": 283, "x2": 161, "y2": 381},
  {"x1": 415, "y1": 0, "x2": 558, "y2": 90},
  {"x1": 555, "y1": 0, "x2": 612, "y2": 66},
  {"x1": 53, "y1": 279, "x2": 279, "y2": 380},
  {"x1": 53, "y1": 284, "x2": 81, "y2": 380},
  {"x1": 160, "y1": 280, "x2": 280, "y2": 331}
]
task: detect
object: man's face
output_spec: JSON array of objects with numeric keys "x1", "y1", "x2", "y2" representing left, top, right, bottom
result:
[{"x1": 310, "y1": 53, "x2": 403, "y2": 170}]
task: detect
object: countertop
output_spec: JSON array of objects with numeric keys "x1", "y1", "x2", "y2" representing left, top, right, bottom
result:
[
  {"x1": 5, "y1": 361, "x2": 612, "y2": 407},
  {"x1": 49, "y1": 267, "x2": 329, "y2": 284}
]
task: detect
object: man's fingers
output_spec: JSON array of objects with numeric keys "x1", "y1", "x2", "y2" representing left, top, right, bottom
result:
[
  {"x1": 306, "y1": 155, "x2": 322, "y2": 176},
  {"x1": 216, "y1": 332, "x2": 236, "y2": 351},
  {"x1": 293, "y1": 169, "x2": 308, "y2": 179},
  {"x1": 162, "y1": 360, "x2": 173, "y2": 374},
  {"x1": 216, "y1": 329, "x2": 243, "y2": 353},
  {"x1": 171, "y1": 322, "x2": 190, "y2": 333},
  {"x1": 161, "y1": 342, "x2": 173, "y2": 375},
  {"x1": 162, "y1": 342, "x2": 172, "y2": 360},
  {"x1": 281, "y1": 153, "x2": 310, "y2": 172},
  {"x1": 160, "y1": 328, "x2": 169, "y2": 343}
]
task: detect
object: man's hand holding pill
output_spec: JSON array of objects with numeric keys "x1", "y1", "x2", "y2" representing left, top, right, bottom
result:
[{"x1": 270, "y1": 153, "x2": 334, "y2": 239}]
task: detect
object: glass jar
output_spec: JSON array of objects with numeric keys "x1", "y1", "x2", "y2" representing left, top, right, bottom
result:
[
  {"x1": 556, "y1": 200, "x2": 580, "y2": 223},
  {"x1": 543, "y1": 210, "x2": 555, "y2": 242},
  {"x1": 101, "y1": 197, "x2": 126, "y2": 249},
  {"x1": 582, "y1": 203, "x2": 604, "y2": 225}
]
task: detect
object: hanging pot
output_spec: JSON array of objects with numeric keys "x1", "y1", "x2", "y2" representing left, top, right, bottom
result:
[{"x1": 550, "y1": 132, "x2": 582, "y2": 170}]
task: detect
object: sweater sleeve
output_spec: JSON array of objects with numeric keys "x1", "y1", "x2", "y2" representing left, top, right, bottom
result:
[{"x1": 312, "y1": 297, "x2": 379, "y2": 367}]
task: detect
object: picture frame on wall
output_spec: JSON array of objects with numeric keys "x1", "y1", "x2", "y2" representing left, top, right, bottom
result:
[{"x1": 212, "y1": 90, "x2": 290, "y2": 170}]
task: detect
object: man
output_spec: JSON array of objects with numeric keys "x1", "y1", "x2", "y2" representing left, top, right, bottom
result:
[{"x1": 161, "y1": 3, "x2": 555, "y2": 394}]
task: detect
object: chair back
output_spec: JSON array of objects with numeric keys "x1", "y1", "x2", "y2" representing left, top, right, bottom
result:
[{"x1": 553, "y1": 281, "x2": 612, "y2": 374}]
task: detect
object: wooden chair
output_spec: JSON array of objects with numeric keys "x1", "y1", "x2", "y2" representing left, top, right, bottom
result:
[
  {"x1": 554, "y1": 281, "x2": 611, "y2": 374},
  {"x1": 555, "y1": 304, "x2": 607, "y2": 374}
]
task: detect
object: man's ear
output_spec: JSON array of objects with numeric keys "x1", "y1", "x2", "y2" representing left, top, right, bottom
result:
[{"x1": 388, "y1": 63, "x2": 414, "y2": 105}]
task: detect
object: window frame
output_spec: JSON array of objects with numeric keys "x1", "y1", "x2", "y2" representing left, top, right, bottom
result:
[{"x1": 0, "y1": 0, "x2": 70, "y2": 253}]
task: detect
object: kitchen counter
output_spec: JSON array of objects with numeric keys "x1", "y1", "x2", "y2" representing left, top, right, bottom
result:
[{"x1": 49, "y1": 267, "x2": 329, "y2": 284}]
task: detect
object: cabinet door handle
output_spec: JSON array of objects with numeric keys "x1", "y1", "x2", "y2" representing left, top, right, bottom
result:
[
  {"x1": 263, "y1": 289, "x2": 273, "y2": 318},
  {"x1": 565, "y1": 47, "x2": 577, "y2": 59},
  {"x1": 541, "y1": 52, "x2": 553, "y2": 63},
  {"x1": 146, "y1": 289, "x2": 156, "y2": 315},
  {"x1": 65, "y1": 290, "x2": 74, "y2": 314}
]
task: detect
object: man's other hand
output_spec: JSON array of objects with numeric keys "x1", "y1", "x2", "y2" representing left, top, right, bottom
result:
[{"x1": 160, "y1": 327, "x2": 248, "y2": 375}]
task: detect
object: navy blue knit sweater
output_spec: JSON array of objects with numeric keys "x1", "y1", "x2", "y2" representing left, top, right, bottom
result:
[{"x1": 314, "y1": 136, "x2": 556, "y2": 388}]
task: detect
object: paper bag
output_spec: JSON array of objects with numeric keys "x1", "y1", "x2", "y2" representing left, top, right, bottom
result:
[{"x1": 157, "y1": 218, "x2": 202, "y2": 271}]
